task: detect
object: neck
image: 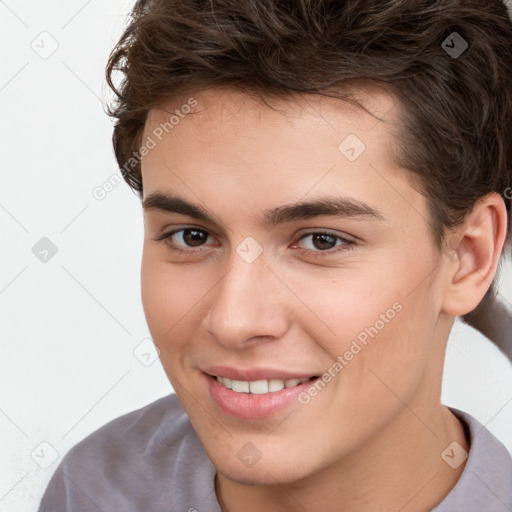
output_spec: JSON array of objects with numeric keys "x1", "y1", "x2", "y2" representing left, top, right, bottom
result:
[{"x1": 215, "y1": 404, "x2": 469, "y2": 512}]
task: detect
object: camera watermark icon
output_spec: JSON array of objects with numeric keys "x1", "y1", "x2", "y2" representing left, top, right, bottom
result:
[
  {"x1": 338, "y1": 133, "x2": 366, "y2": 162},
  {"x1": 92, "y1": 171, "x2": 123, "y2": 201},
  {"x1": 31, "y1": 441, "x2": 59, "y2": 469},
  {"x1": 441, "y1": 32, "x2": 468, "y2": 59},
  {"x1": 236, "y1": 236, "x2": 263, "y2": 264},
  {"x1": 30, "y1": 31, "x2": 59, "y2": 60},
  {"x1": 92, "y1": 98, "x2": 197, "y2": 202},
  {"x1": 133, "y1": 338, "x2": 160, "y2": 366},
  {"x1": 32, "y1": 237, "x2": 58, "y2": 263},
  {"x1": 441, "y1": 441, "x2": 468, "y2": 469},
  {"x1": 237, "y1": 442, "x2": 262, "y2": 467}
]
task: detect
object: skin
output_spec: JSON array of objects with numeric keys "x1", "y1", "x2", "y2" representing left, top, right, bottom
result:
[{"x1": 139, "y1": 86, "x2": 508, "y2": 512}]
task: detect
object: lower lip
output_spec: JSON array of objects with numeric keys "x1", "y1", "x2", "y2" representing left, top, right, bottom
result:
[{"x1": 205, "y1": 374, "x2": 316, "y2": 419}]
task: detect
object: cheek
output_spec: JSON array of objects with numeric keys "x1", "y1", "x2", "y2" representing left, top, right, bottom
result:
[
  {"x1": 287, "y1": 267, "x2": 403, "y2": 349},
  {"x1": 140, "y1": 250, "x2": 206, "y2": 351},
  {"x1": 141, "y1": 253, "x2": 169, "y2": 339},
  {"x1": 333, "y1": 286, "x2": 436, "y2": 416},
  {"x1": 293, "y1": 258, "x2": 437, "y2": 395}
]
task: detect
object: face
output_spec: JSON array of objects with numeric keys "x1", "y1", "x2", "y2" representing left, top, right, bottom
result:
[{"x1": 140, "y1": 87, "x2": 453, "y2": 485}]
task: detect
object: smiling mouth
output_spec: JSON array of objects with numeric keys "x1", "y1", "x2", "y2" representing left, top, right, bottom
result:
[{"x1": 214, "y1": 375, "x2": 318, "y2": 394}]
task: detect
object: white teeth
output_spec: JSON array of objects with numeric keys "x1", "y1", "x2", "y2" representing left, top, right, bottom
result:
[
  {"x1": 231, "y1": 379, "x2": 249, "y2": 393},
  {"x1": 220, "y1": 377, "x2": 232, "y2": 389},
  {"x1": 216, "y1": 376, "x2": 309, "y2": 394},
  {"x1": 284, "y1": 378, "x2": 300, "y2": 388},
  {"x1": 268, "y1": 379, "x2": 285, "y2": 392},
  {"x1": 249, "y1": 380, "x2": 268, "y2": 394}
]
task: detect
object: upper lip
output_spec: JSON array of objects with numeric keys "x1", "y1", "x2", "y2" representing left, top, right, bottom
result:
[{"x1": 202, "y1": 365, "x2": 318, "y2": 381}]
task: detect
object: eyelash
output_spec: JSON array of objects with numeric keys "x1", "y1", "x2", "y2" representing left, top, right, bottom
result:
[{"x1": 154, "y1": 227, "x2": 355, "y2": 259}]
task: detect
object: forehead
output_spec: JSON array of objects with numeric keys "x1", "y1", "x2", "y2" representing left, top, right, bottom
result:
[
  {"x1": 139, "y1": 86, "x2": 433, "y2": 243},
  {"x1": 141, "y1": 85, "x2": 403, "y2": 192},
  {"x1": 144, "y1": 83, "x2": 398, "y2": 140},
  {"x1": 143, "y1": 85, "x2": 411, "y2": 196},
  {"x1": 140, "y1": 87, "x2": 431, "y2": 236}
]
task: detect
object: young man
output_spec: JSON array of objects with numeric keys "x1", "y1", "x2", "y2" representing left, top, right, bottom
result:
[{"x1": 39, "y1": 0, "x2": 512, "y2": 510}]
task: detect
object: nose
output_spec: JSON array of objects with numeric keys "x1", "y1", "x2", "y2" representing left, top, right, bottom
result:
[{"x1": 202, "y1": 253, "x2": 291, "y2": 349}]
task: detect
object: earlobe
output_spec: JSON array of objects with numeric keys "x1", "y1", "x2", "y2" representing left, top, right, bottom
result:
[{"x1": 441, "y1": 193, "x2": 508, "y2": 317}]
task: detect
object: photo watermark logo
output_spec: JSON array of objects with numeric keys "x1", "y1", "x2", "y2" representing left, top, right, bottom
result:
[
  {"x1": 92, "y1": 97, "x2": 198, "y2": 200},
  {"x1": 298, "y1": 301, "x2": 403, "y2": 405}
]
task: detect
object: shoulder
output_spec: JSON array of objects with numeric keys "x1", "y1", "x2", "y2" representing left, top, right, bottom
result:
[
  {"x1": 433, "y1": 407, "x2": 512, "y2": 511},
  {"x1": 38, "y1": 394, "x2": 219, "y2": 512},
  {"x1": 63, "y1": 393, "x2": 191, "y2": 463}
]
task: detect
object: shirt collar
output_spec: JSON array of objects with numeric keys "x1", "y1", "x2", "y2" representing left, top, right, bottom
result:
[
  {"x1": 432, "y1": 407, "x2": 512, "y2": 511},
  {"x1": 198, "y1": 406, "x2": 512, "y2": 511}
]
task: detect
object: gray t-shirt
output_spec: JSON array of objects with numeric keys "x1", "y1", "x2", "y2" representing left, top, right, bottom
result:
[{"x1": 38, "y1": 394, "x2": 512, "y2": 511}]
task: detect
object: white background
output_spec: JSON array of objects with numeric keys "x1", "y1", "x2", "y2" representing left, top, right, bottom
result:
[{"x1": 1, "y1": 1, "x2": 512, "y2": 510}]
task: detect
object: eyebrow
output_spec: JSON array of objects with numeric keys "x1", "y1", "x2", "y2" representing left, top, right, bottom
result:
[{"x1": 142, "y1": 192, "x2": 385, "y2": 226}]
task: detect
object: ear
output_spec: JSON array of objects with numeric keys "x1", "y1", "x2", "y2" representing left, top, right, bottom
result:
[{"x1": 441, "y1": 193, "x2": 508, "y2": 316}]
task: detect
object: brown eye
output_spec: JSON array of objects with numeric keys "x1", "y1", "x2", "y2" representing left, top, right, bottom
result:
[
  {"x1": 311, "y1": 233, "x2": 337, "y2": 250},
  {"x1": 292, "y1": 231, "x2": 356, "y2": 259},
  {"x1": 180, "y1": 228, "x2": 209, "y2": 247},
  {"x1": 157, "y1": 228, "x2": 215, "y2": 250},
  {"x1": 299, "y1": 232, "x2": 345, "y2": 251}
]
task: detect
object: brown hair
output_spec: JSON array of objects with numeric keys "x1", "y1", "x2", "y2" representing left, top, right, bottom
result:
[{"x1": 106, "y1": 0, "x2": 512, "y2": 250}]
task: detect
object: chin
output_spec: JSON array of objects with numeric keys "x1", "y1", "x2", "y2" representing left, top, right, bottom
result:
[{"x1": 213, "y1": 453, "x2": 317, "y2": 486}]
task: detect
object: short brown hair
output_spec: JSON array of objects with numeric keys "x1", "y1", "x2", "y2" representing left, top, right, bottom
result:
[{"x1": 106, "y1": 0, "x2": 512, "y2": 249}]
